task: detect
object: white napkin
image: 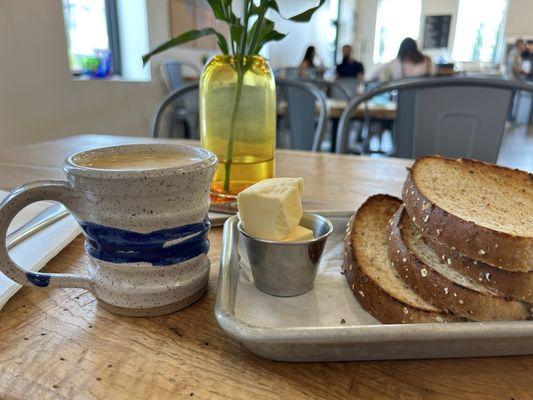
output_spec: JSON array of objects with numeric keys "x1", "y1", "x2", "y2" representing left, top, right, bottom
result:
[
  {"x1": 0, "y1": 190, "x2": 81, "y2": 310},
  {"x1": 234, "y1": 215, "x2": 379, "y2": 328}
]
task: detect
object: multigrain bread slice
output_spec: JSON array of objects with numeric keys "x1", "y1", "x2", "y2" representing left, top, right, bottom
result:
[
  {"x1": 388, "y1": 205, "x2": 530, "y2": 321},
  {"x1": 402, "y1": 156, "x2": 532, "y2": 271},
  {"x1": 423, "y1": 235, "x2": 533, "y2": 303},
  {"x1": 343, "y1": 195, "x2": 457, "y2": 324}
]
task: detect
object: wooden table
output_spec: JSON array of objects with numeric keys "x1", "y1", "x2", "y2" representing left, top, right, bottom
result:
[
  {"x1": 0, "y1": 135, "x2": 531, "y2": 400},
  {"x1": 278, "y1": 99, "x2": 397, "y2": 121},
  {"x1": 326, "y1": 98, "x2": 397, "y2": 120}
]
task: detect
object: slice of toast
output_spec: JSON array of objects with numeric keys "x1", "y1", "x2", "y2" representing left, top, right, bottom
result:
[
  {"x1": 343, "y1": 195, "x2": 456, "y2": 324},
  {"x1": 402, "y1": 156, "x2": 532, "y2": 271},
  {"x1": 388, "y1": 205, "x2": 529, "y2": 321},
  {"x1": 422, "y1": 235, "x2": 533, "y2": 303}
]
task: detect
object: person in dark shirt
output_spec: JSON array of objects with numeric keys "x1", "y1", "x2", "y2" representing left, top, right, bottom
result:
[{"x1": 336, "y1": 45, "x2": 364, "y2": 80}]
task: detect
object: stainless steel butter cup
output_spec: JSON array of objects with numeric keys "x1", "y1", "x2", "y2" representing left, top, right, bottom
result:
[{"x1": 238, "y1": 213, "x2": 334, "y2": 297}]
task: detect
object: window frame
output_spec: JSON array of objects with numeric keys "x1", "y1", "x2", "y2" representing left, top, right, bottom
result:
[{"x1": 105, "y1": 0, "x2": 122, "y2": 76}]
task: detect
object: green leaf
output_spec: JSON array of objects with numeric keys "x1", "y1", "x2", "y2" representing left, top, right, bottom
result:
[
  {"x1": 215, "y1": 31, "x2": 230, "y2": 55},
  {"x1": 267, "y1": 1, "x2": 280, "y2": 13},
  {"x1": 206, "y1": 0, "x2": 228, "y2": 21},
  {"x1": 245, "y1": 16, "x2": 261, "y2": 53},
  {"x1": 230, "y1": 24, "x2": 244, "y2": 48},
  {"x1": 248, "y1": 18, "x2": 286, "y2": 55},
  {"x1": 259, "y1": 29, "x2": 286, "y2": 45},
  {"x1": 250, "y1": 0, "x2": 279, "y2": 15},
  {"x1": 288, "y1": 0, "x2": 326, "y2": 22},
  {"x1": 142, "y1": 28, "x2": 228, "y2": 65},
  {"x1": 248, "y1": 18, "x2": 272, "y2": 54}
]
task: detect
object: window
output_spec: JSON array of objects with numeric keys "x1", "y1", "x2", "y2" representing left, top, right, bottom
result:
[
  {"x1": 452, "y1": 0, "x2": 507, "y2": 63},
  {"x1": 62, "y1": 0, "x2": 120, "y2": 77},
  {"x1": 374, "y1": 0, "x2": 422, "y2": 63}
]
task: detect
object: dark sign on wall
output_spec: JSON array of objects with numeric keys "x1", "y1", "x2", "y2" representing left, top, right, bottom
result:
[{"x1": 423, "y1": 15, "x2": 452, "y2": 49}]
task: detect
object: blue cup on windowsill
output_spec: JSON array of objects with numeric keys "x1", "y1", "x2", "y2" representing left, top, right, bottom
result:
[{"x1": 80, "y1": 49, "x2": 112, "y2": 79}]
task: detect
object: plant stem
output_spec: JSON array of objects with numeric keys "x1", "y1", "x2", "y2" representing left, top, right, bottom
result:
[{"x1": 223, "y1": 64, "x2": 245, "y2": 193}]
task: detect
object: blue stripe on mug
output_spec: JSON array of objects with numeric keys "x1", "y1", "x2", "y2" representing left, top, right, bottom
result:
[
  {"x1": 26, "y1": 272, "x2": 51, "y2": 287},
  {"x1": 80, "y1": 218, "x2": 210, "y2": 266}
]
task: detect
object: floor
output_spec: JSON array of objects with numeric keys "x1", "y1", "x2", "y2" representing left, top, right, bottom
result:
[
  {"x1": 322, "y1": 122, "x2": 532, "y2": 173},
  {"x1": 497, "y1": 123, "x2": 533, "y2": 172}
]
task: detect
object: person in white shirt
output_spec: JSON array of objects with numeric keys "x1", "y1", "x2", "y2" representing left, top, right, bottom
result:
[
  {"x1": 506, "y1": 39, "x2": 527, "y2": 80},
  {"x1": 372, "y1": 38, "x2": 434, "y2": 81}
]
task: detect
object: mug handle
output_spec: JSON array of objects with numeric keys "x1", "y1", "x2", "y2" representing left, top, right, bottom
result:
[{"x1": 0, "y1": 180, "x2": 92, "y2": 290}]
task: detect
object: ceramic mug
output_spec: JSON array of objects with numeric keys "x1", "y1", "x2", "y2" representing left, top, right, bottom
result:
[{"x1": 0, "y1": 144, "x2": 217, "y2": 316}]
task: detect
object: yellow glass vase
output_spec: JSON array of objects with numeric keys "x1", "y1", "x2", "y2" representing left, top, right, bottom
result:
[{"x1": 199, "y1": 55, "x2": 276, "y2": 202}]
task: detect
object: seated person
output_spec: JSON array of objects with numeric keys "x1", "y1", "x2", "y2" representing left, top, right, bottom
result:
[
  {"x1": 336, "y1": 45, "x2": 364, "y2": 80},
  {"x1": 298, "y1": 46, "x2": 324, "y2": 79},
  {"x1": 372, "y1": 38, "x2": 434, "y2": 81}
]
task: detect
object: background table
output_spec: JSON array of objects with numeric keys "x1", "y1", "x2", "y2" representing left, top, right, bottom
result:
[
  {"x1": 0, "y1": 134, "x2": 531, "y2": 400},
  {"x1": 326, "y1": 98, "x2": 397, "y2": 120},
  {"x1": 278, "y1": 99, "x2": 397, "y2": 120}
]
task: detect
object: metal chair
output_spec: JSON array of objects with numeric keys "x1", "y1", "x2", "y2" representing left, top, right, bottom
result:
[
  {"x1": 304, "y1": 79, "x2": 351, "y2": 100},
  {"x1": 274, "y1": 67, "x2": 300, "y2": 79},
  {"x1": 335, "y1": 77, "x2": 533, "y2": 163},
  {"x1": 330, "y1": 78, "x2": 361, "y2": 99},
  {"x1": 156, "y1": 61, "x2": 201, "y2": 139},
  {"x1": 150, "y1": 82, "x2": 199, "y2": 139},
  {"x1": 159, "y1": 60, "x2": 201, "y2": 91},
  {"x1": 276, "y1": 78, "x2": 328, "y2": 152}
]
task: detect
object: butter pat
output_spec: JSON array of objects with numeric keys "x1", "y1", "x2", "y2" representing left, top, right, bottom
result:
[
  {"x1": 237, "y1": 177, "x2": 304, "y2": 241},
  {"x1": 282, "y1": 225, "x2": 314, "y2": 241}
]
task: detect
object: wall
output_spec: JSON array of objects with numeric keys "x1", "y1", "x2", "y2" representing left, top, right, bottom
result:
[
  {"x1": 267, "y1": 0, "x2": 337, "y2": 69},
  {"x1": 0, "y1": 0, "x2": 207, "y2": 147},
  {"x1": 117, "y1": 0, "x2": 151, "y2": 81},
  {"x1": 504, "y1": 0, "x2": 533, "y2": 39},
  {"x1": 420, "y1": 0, "x2": 459, "y2": 60},
  {"x1": 353, "y1": 0, "x2": 379, "y2": 72},
  {"x1": 265, "y1": 0, "x2": 358, "y2": 70}
]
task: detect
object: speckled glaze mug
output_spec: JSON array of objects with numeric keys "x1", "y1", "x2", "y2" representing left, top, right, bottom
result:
[{"x1": 0, "y1": 144, "x2": 217, "y2": 316}]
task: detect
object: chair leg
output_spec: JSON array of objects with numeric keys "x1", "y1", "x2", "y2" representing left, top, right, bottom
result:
[
  {"x1": 183, "y1": 121, "x2": 191, "y2": 139},
  {"x1": 330, "y1": 118, "x2": 339, "y2": 153},
  {"x1": 361, "y1": 122, "x2": 371, "y2": 153}
]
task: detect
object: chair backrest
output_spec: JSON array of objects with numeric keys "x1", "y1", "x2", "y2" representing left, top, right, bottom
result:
[
  {"x1": 159, "y1": 61, "x2": 201, "y2": 92},
  {"x1": 394, "y1": 86, "x2": 511, "y2": 161},
  {"x1": 305, "y1": 79, "x2": 351, "y2": 100},
  {"x1": 330, "y1": 78, "x2": 360, "y2": 99},
  {"x1": 276, "y1": 78, "x2": 327, "y2": 152},
  {"x1": 150, "y1": 82, "x2": 199, "y2": 138},
  {"x1": 336, "y1": 77, "x2": 533, "y2": 162},
  {"x1": 274, "y1": 67, "x2": 300, "y2": 79}
]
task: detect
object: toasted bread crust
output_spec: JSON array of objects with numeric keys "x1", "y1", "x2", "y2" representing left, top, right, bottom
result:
[
  {"x1": 422, "y1": 235, "x2": 533, "y2": 302},
  {"x1": 403, "y1": 157, "x2": 533, "y2": 271},
  {"x1": 343, "y1": 195, "x2": 455, "y2": 324},
  {"x1": 388, "y1": 205, "x2": 530, "y2": 321}
]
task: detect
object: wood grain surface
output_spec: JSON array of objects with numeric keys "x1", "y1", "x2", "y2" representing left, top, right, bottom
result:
[
  {"x1": 278, "y1": 99, "x2": 397, "y2": 120},
  {"x1": 326, "y1": 99, "x2": 397, "y2": 120},
  {"x1": 0, "y1": 135, "x2": 530, "y2": 400}
]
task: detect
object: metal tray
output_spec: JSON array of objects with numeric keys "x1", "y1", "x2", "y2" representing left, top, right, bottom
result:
[{"x1": 215, "y1": 211, "x2": 533, "y2": 362}]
